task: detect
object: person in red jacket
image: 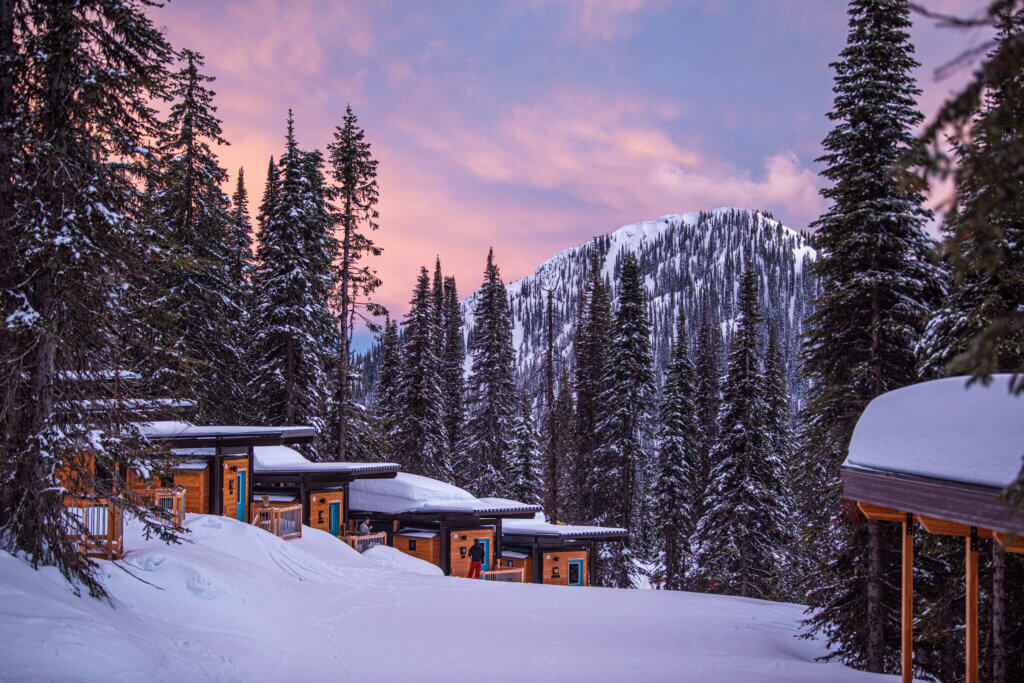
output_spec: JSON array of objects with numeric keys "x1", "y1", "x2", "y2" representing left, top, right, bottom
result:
[{"x1": 467, "y1": 540, "x2": 485, "y2": 579}]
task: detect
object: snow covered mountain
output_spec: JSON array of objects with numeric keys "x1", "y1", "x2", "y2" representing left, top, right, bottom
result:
[{"x1": 462, "y1": 207, "x2": 817, "y2": 405}]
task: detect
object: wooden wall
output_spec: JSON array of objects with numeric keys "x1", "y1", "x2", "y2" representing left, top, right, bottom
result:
[
  {"x1": 449, "y1": 528, "x2": 494, "y2": 578},
  {"x1": 541, "y1": 549, "x2": 588, "y2": 586},
  {"x1": 174, "y1": 468, "x2": 209, "y2": 514},
  {"x1": 394, "y1": 533, "x2": 439, "y2": 566},
  {"x1": 502, "y1": 555, "x2": 532, "y2": 579},
  {"x1": 221, "y1": 458, "x2": 249, "y2": 519},
  {"x1": 308, "y1": 490, "x2": 345, "y2": 535}
]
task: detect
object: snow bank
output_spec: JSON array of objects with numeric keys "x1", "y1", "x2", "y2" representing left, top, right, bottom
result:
[
  {"x1": 350, "y1": 473, "x2": 538, "y2": 515},
  {"x1": 846, "y1": 374, "x2": 1024, "y2": 489},
  {"x1": 362, "y1": 545, "x2": 444, "y2": 576},
  {"x1": 0, "y1": 513, "x2": 901, "y2": 682}
]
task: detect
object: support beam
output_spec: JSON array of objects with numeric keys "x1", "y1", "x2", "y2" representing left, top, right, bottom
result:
[
  {"x1": 495, "y1": 517, "x2": 503, "y2": 560},
  {"x1": 902, "y1": 512, "x2": 913, "y2": 683},
  {"x1": 857, "y1": 501, "x2": 909, "y2": 523},
  {"x1": 532, "y1": 541, "x2": 542, "y2": 584},
  {"x1": 247, "y1": 445, "x2": 254, "y2": 523},
  {"x1": 299, "y1": 475, "x2": 309, "y2": 526},
  {"x1": 211, "y1": 452, "x2": 223, "y2": 516},
  {"x1": 342, "y1": 482, "x2": 351, "y2": 529},
  {"x1": 439, "y1": 519, "x2": 450, "y2": 575},
  {"x1": 966, "y1": 527, "x2": 979, "y2": 683}
]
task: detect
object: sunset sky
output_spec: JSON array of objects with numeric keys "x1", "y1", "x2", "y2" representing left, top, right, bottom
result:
[{"x1": 156, "y1": 0, "x2": 992, "y2": 348}]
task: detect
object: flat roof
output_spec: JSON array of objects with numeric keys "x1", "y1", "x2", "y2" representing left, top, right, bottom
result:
[
  {"x1": 350, "y1": 473, "x2": 542, "y2": 516},
  {"x1": 844, "y1": 375, "x2": 1024, "y2": 489},
  {"x1": 252, "y1": 445, "x2": 400, "y2": 476},
  {"x1": 500, "y1": 518, "x2": 628, "y2": 540},
  {"x1": 138, "y1": 421, "x2": 318, "y2": 447}
]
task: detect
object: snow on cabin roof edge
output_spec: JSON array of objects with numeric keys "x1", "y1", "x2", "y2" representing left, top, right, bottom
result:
[{"x1": 844, "y1": 374, "x2": 1024, "y2": 490}]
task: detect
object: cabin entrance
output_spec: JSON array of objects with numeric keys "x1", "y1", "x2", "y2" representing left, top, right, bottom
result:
[
  {"x1": 236, "y1": 471, "x2": 246, "y2": 521},
  {"x1": 480, "y1": 538, "x2": 491, "y2": 571},
  {"x1": 568, "y1": 559, "x2": 583, "y2": 586},
  {"x1": 329, "y1": 501, "x2": 341, "y2": 536}
]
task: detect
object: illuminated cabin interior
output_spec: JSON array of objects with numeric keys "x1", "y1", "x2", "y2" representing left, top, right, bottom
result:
[{"x1": 841, "y1": 375, "x2": 1024, "y2": 683}]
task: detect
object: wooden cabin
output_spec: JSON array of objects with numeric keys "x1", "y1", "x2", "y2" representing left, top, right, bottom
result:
[
  {"x1": 499, "y1": 518, "x2": 627, "y2": 586},
  {"x1": 137, "y1": 422, "x2": 318, "y2": 522},
  {"x1": 250, "y1": 445, "x2": 399, "y2": 542},
  {"x1": 58, "y1": 452, "x2": 123, "y2": 560},
  {"x1": 841, "y1": 375, "x2": 1024, "y2": 683},
  {"x1": 349, "y1": 473, "x2": 541, "y2": 577}
]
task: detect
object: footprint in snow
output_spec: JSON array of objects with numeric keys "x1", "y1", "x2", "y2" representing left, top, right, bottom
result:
[{"x1": 185, "y1": 571, "x2": 217, "y2": 600}]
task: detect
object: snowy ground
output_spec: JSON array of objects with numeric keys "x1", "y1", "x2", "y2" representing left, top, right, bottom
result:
[{"x1": 0, "y1": 515, "x2": 903, "y2": 682}]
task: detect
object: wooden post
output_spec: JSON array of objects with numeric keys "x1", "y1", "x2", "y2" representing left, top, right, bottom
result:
[
  {"x1": 211, "y1": 452, "x2": 223, "y2": 516},
  {"x1": 299, "y1": 474, "x2": 309, "y2": 526},
  {"x1": 966, "y1": 527, "x2": 979, "y2": 683},
  {"x1": 901, "y1": 513, "x2": 913, "y2": 683},
  {"x1": 532, "y1": 541, "x2": 542, "y2": 584},
  {"x1": 342, "y1": 482, "x2": 350, "y2": 528},
  {"x1": 247, "y1": 445, "x2": 255, "y2": 523},
  {"x1": 495, "y1": 517, "x2": 503, "y2": 561},
  {"x1": 439, "y1": 519, "x2": 450, "y2": 575}
]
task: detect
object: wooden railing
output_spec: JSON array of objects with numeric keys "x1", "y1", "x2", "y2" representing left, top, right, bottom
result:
[
  {"x1": 63, "y1": 496, "x2": 122, "y2": 560},
  {"x1": 341, "y1": 532, "x2": 387, "y2": 553},
  {"x1": 481, "y1": 568, "x2": 524, "y2": 583},
  {"x1": 252, "y1": 503, "x2": 302, "y2": 540},
  {"x1": 136, "y1": 487, "x2": 185, "y2": 528}
]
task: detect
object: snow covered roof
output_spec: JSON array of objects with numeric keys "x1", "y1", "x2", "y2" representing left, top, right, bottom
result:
[
  {"x1": 845, "y1": 375, "x2": 1024, "y2": 490},
  {"x1": 59, "y1": 369, "x2": 142, "y2": 381},
  {"x1": 171, "y1": 459, "x2": 209, "y2": 471},
  {"x1": 137, "y1": 421, "x2": 317, "y2": 445},
  {"x1": 500, "y1": 518, "x2": 628, "y2": 540},
  {"x1": 500, "y1": 549, "x2": 530, "y2": 559},
  {"x1": 395, "y1": 528, "x2": 439, "y2": 539},
  {"x1": 349, "y1": 473, "x2": 543, "y2": 516},
  {"x1": 252, "y1": 445, "x2": 400, "y2": 476}
]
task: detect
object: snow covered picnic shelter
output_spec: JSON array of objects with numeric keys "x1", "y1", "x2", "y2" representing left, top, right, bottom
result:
[
  {"x1": 497, "y1": 517, "x2": 627, "y2": 586},
  {"x1": 349, "y1": 473, "x2": 541, "y2": 578},
  {"x1": 841, "y1": 375, "x2": 1024, "y2": 683}
]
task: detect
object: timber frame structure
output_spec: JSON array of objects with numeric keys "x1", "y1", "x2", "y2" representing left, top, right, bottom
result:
[
  {"x1": 841, "y1": 375, "x2": 1024, "y2": 683},
  {"x1": 499, "y1": 526, "x2": 628, "y2": 586}
]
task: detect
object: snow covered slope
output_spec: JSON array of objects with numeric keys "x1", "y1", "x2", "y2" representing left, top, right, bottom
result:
[
  {"x1": 0, "y1": 514, "x2": 902, "y2": 681},
  {"x1": 463, "y1": 207, "x2": 816, "y2": 402}
]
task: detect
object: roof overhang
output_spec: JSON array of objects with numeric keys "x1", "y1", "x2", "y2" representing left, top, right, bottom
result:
[
  {"x1": 253, "y1": 464, "x2": 400, "y2": 486},
  {"x1": 146, "y1": 425, "x2": 318, "y2": 449},
  {"x1": 841, "y1": 465, "x2": 1024, "y2": 535}
]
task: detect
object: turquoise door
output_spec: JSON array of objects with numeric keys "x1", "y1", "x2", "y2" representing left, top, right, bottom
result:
[
  {"x1": 329, "y1": 502, "x2": 341, "y2": 536},
  {"x1": 480, "y1": 538, "x2": 491, "y2": 571},
  {"x1": 568, "y1": 559, "x2": 583, "y2": 586},
  {"x1": 236, "y1": 471, "x2": 246, "y2": 521}
]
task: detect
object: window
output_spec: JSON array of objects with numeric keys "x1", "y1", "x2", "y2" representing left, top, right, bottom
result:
[
  {"x1": 317, "y1": 511, "x2": 324, "y2": 524},
  {"x1": 507, "y1": 560, "x2": 513, "y2": 568},
  {"x1": 552, "y1": 567, "x2": 560, "y2": 578},
  {"x1": 409, "y1": 539, "x2": 417, "y2": 551},
  {"x1": 460, "y1": 546, "x2": 467, "y2": 558},
  {"x1": 568, "y1": 561, "x2": 582, "y2": 585}
]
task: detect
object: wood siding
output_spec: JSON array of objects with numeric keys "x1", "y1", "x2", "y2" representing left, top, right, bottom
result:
[
  {"x1": 449, "y1": 528, "x2": 494, "y2": 578},
  {"x1": 174, "y1": 468, "x2": 209, "y2": 514},
  {"x1": 221, "y1": 458, "x2": 249, "y2": 519},
  {"x1": 309, "y1": 490, "x2": 345, "y2": 535},
  {"x1": 394, "y1": 534, "x2": 439, "y2": 566},
  {"x1": 541, "y1": 549, "x2": 588, "y2": 586},
  {"x1": 503, "y1": 555, "x2": 532, "y2": 578}
]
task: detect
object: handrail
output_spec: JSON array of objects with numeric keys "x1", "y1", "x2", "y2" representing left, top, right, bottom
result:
[
  {"x1": 63, "y1": 496, "x2": 122, "y2": 559},
  {"x1": 340, "y1": 532, "x2": 387, "y2": 553},
  {"x1": 135, "y1": 486, "x2": 185, "y2": 528},
  {"x1": 481, "y1": 568, "x2": 524, "y2": 583},
  {"x1": 252, "y1": 503, "x2": 302, "y2": 540}
]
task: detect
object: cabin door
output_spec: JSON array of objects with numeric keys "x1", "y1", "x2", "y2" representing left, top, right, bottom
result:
[
  {"x1": 480, "y1": 538, "x2": 491, "y2": 572},
  {"x1": 568, "y1": 559, "x2": 583, "y2": 586},
  {"x1": 328, "y1": 502, "x2": 341, "y2": 536},
  {"x1": 236, "y1": 471, "x2": 246, "y2": 521}
]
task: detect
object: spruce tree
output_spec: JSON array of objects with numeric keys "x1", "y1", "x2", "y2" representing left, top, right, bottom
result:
[
  {"x1": 551, "y1": 370, "x2": 577, "y2": 515},
  {"x1": 592, "y1": 252, "x2": 655, "y2": 587},
  {"x1": 248, "y1": 112, "x2": 338, "y2": 458},
  {"x1": 0, "y1": 0, "x2": 181, "y2": 595},
  {"x1": 391, "y1": 268, "x2": 447, "y2": 478},
  {"x1": 145, "y1": 49, "x2": 239, "y2": 423},
  {"x1": 693, "y1": 267, "x2": 785, "y2": 599},
  {"x1": 654, "y1": 313, "x2": 698, "y2": 591},
  {"x1": 327, "y1": 104, "x2": 382, "y2": 461},
  {"x1": 441, "y1": 276, "x2": 465, "y2": 460},
  {"x1": 800, "y1": 0, "x2": 944, "y2": 673},
  {"x1": 461, "y1": 249, "x2": 517, "y2": 497},
  {"x1": 508, "y1": 391, "x2": 543, "y2": 505},
  {"x1": 691, "y1": 287, "x2": 723, "y2": 530},
  {"x1": 571, "y1": 251, "x2": 611, "y2": 522},
  {"x1": 227, "y1": 169, "x2": 253, "y2": 309}
]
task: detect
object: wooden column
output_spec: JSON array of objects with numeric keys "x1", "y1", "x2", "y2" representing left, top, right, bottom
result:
[
  {"x1": 901, "y1": 513, "x2": 913, "y2": 683},
  {"x1": 439, "y1": 518, "x2": 450, "y2": 575},
  {"x1": 966, "y1": 527, "x2": 979, "y2": 683},
  {"x1": 211, "y1": 451, "x2": 223, "y2": 516},
  {"x1": 299, "y1": 474, "x2": 310, "y2": 526},
  {"x1": 342, "y1": 482, "x2": 350, "y2": 528},
  {"x1": 247, "y1": 445, "x2": 254, "y2": 523},
  {"x1": 494, "y1": 517, "x2": 503, "y2": 560}
]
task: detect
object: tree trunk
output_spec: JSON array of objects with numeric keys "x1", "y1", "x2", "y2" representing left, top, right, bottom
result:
[
  {"x1": 867, "y1": 519, "x2": 884, "y2": 673},
  {"x1": 543, "y1": 290, "x2": 557, "y2": 523},
  {"x1": 337, "y1": 211, "x2": 352, "y2": 461},
  {"x1": 992, "y1": 543, "x2": 1005, "y2": 683}
]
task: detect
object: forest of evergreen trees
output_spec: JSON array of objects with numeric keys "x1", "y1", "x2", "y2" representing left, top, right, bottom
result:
[{"x1": 1, "y1": 1, "x2": 1022, "y2": 680}]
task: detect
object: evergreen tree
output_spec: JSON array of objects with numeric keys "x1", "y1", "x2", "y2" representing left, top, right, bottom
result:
[
  {"x1": 248, "y1": 112, "x2": 338, "y2": 459},
  {"x1": 145, "y1": 49, "x2": 240, "y2": 423},
  {"x1": 551, "y1": 370, "x2": 577, "y2": 515},
  {"x1": 326, "y1": 104, "x2": 382, "y2": 461},
  {"x1": 572, "y1": 251, "x2": 611, "y2": 522},
  {"x1": 592, "y1": 252, "x2": 655, "y2": 587},
  {"x1": 800, "y1": 1, "x2": 944, "y2": 673},
  {"x1": 691, "y1": 287, "x2": 723, "y2": 529},
  {"x1": 372, "y1": 315, "x2": 400, "y2": 427},
  {"x1": 391, "y1": 268, "x2": 447, "y2": 478},
  {"x1": 654, "y1": 313, "x2": 698, "y2": 591},
  {"x1": 441, "y1": 276, "x2": 465, "y2": 459},
  {"x1": 508, "y1": 391, "x2": 543, "y2": 505},
  {"x1": 0, "y1": 0, "x2": 181, "y2": 595},
  {"x1": 693, "y1": 267, "x2": 785, "y2": 599},
  {"x1": 227, "y1": 168, "x2": 253, "y2": 310},
  {"x1": 461, "y1": 249, "x2": 517, "y2": 496}
]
